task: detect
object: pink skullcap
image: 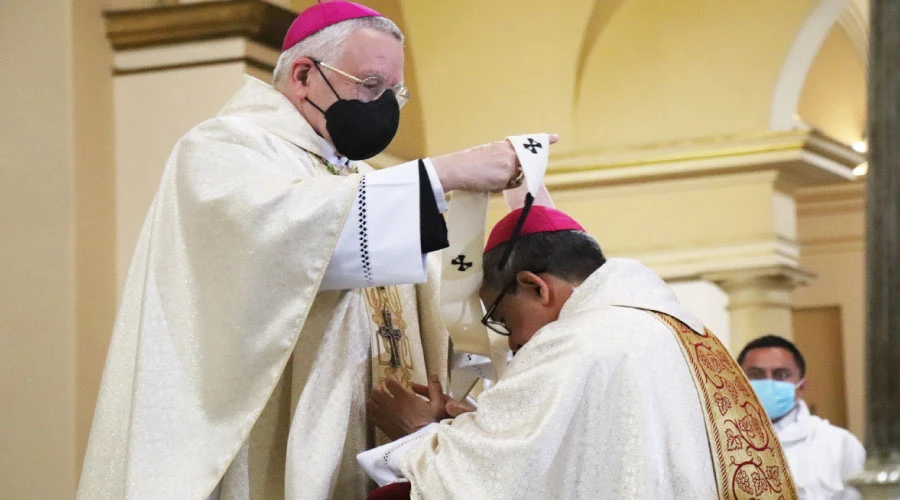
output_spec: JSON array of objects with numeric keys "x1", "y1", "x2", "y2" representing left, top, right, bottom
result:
[
  {"x1": 484, "y1": 206, "x2": 585, "y2": 253},
  {"x1": 282, "y1": 1, "x2": 383, "y2": 51}
]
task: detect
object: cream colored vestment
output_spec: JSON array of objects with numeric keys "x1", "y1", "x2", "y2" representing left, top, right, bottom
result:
[
  {"x1": 367, "y1": 258, "x2": 797, "y2": 499},
  {"x1": 77, "y1": 76, "x2": 448, "y2": 500},
  {"x1": 367, "y1": 259, "x2": 720, "y2": 499}
]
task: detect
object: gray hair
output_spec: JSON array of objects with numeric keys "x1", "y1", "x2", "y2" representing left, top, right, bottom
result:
[{"x1": 273, "y1": 16, "x2": 404, "y2": 86}]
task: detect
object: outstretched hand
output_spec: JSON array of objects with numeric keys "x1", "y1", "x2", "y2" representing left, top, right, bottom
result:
[{"x1": 431, "y1": 134, "x2": 559, "y2": 193}]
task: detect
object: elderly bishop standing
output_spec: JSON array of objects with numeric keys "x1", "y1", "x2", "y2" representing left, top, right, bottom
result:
[{"x1": 77, "y1": 2, "x2": 542, "y2": 500}]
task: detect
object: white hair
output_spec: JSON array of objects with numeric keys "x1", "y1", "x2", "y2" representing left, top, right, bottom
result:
[{"x1": 273, "y1": 16, "x2": 403, "y2": 86}]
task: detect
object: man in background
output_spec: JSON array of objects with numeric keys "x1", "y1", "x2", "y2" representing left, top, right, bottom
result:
[{"x1": 739, "y1": 335, "x2": 866, "y2": 499}]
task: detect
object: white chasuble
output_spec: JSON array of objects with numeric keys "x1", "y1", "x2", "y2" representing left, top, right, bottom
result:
[{"x1": 77, "y1": 76, "x2": 448, "y2": 500}]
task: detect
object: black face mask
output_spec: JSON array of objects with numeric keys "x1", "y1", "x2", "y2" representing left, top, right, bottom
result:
[{"x1": 307, "y1": 64, "x2": 400, "y2": 161}]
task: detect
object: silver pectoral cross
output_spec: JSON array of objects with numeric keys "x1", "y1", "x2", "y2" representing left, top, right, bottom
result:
[{"x1": 378, "y1": 309, "x2": 402, "y2": 367}]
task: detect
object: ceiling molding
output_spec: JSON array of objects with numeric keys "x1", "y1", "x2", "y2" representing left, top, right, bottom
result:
[
  {"x1": 543, "y1": 129, "x2": 863, "y2": 192},
  {"x1": 104, "y1": 0, "x2": 295, "y2": 51},
  {"x1": 620, "y1": 239, "x2": 804, "y2": 282}
]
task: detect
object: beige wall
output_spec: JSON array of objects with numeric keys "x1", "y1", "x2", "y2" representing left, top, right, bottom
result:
[
  {"x1": 575, "y1": 0, "x2": 816, "y2": 149},
  {"x1": 73, "y1": 0, "x2": 119, "y2": 475},
  {"x1": 1, "y1": 1, "x2": 78, "y2": 498},
  {"x1": 670, "y1": 280, "x2": 732, "y2": 349},
  {"x1": 793, "y1": 306, "x2": 849, "y2": 428},
  {"x1": 793, "y1": 183, "x2": 866, "y2": 439},
  {"x1": 530, "y1": 173, "x2": 788, "y2": 259},
  {"x1": 113, "y1": 62, "x2": 247, "y2": 286}
]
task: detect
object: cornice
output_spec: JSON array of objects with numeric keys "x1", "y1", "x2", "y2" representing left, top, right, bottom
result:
[
  {"x1": 543, "y1": 129, "x2": 863, "y2": 191},
  {"x1": 104, "y1": 0, "x2": 295, "y2": 51}
]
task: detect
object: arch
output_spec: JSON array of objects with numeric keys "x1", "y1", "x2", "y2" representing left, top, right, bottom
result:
[
  {"x1": 768, "y1": 0, "x2": 851, "y2": 131},
  {"x1": 573, "y1": 0, "x2": 627, "y2": 105},
  {"x1": 573, "y1": 0, "x2": 819, "y2": 150},
  {"x1": 837, "y1": 0, "x2": 869, "y2": 66},
  {"x1": 795, "y1": 22, "x2": 867, "y2": 143}
]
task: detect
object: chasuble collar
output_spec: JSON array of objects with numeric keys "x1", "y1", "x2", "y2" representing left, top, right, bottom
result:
[
  {"x1": 218, "y1": 76, "x2": 352, "y2": 170},
  {"x1": 560, "y1": 258, "x2": 705, "y2": 334}
]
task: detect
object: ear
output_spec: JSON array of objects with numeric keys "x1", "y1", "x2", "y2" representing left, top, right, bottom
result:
[
  {"x1": 287, "y1": 57, "x2": 315, "y2": 98},
  {"x1": 515, "y1": 271, "x2": 551, "y2": 306},
  {"x1": 796, "y1": 378, "x2": 807, "y2": 394}
]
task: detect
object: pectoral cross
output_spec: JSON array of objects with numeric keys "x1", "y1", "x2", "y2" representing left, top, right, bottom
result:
[{"x1": 378, "y1": 308, "x2": 402, "y2": 367}]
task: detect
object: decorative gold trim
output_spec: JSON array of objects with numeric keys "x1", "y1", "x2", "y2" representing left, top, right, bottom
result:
[
  {"x1": 651, "y1": 311, "x2": 799, "y2": 500},
  {"x1": 112, "y1": 56, "x2": 272, "y2": 76},
  {"x1": 104, "y1": 0, "x2": 296, "y2": 51}
]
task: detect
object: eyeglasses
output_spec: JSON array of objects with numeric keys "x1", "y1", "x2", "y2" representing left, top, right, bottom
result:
[
  {"x1": 314, "y1": 60, "x2": 410, "y2": 109},
  {"x1": 480, "y1": 193, "x2": 536, "y2": 336},
  {"x1": 481, "y1": 280, "x2": 516, "y2": 335}
]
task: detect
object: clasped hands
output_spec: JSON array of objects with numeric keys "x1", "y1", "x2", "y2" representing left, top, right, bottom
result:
[{"x1": 368, "y1": 374, "x2": 476, "y2": 441}]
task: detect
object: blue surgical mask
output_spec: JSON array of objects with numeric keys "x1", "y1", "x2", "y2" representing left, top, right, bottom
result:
[{"x1": 750, "y1": 379, "x2": 801, "y2": 420}]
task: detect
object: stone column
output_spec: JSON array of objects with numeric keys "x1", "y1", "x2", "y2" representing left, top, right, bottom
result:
[
  {"x1": 850, "y1": 0, "x2": 900, "y2": 497},
  {"x1": 706, "y1": 266, "x2": 813, "y2": 353}
]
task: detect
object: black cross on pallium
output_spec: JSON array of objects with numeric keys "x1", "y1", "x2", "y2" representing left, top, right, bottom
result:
[
  {"x1": 523, "y1": 138, "x2": 542, "y2": 154},
  {"x1": 451, "y1": 254, "x2": 473, "y2": 271}
]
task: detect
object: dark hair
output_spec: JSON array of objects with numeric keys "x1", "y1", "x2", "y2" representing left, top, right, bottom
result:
[
  {"x1": 737, "y1": 334, "x2": 806, "y2": 377},
  {"x1": 482, "y1": 230, "x2": 606, "y2": 292}
]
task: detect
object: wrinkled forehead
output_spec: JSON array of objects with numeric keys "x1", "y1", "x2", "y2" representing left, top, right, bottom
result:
[{"x1": 337, "y1": 28, "x2": 404, "y2": 82}]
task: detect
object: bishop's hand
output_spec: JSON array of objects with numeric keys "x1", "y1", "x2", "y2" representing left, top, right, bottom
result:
[
  {"x1": 430, "y1": 134, "x2": 559, "y2": 193},
  {"x1": 368, "y1": 374, "x2": 448, "y2": 440}
]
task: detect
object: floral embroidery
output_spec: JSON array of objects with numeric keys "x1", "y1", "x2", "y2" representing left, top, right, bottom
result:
[
  {"x1": 724, "y1": 379, "x2": 740, "y2": 403},
  {"x1": 726, "y1": 429, "x2": 744, "y2": 451},
  {"x1": 766, "y1": 466, "x2": 783, "y2": 488},
  {"x1": 648, "y1": 311, "x2": 798, "y2": 499},
  {"x1": 737, "y1": 416, "x2": 758, "y2": 440},
  {"x1": 752, "y1": 470, "x2": 770, "y2": 495}
]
